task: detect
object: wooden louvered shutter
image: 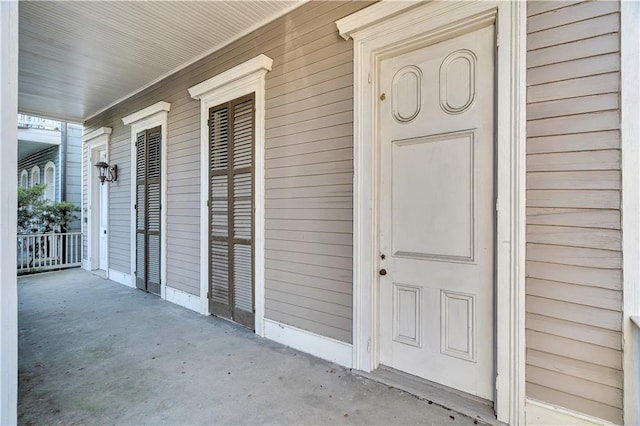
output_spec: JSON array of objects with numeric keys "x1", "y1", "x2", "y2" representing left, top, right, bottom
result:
[
  {"x1": 208, "y1": 93, "x2": 255, "y2": 329},
  {"x1": 135, "y1": 126, "x2": 161, "y2": 296}
]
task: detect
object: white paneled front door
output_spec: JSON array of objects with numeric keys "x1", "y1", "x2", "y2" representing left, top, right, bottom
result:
[
  {"x1": 99, "y1": 149, "x2": 108, "y2": 270},
  {"x1": 378, "y1": 24, "x2": 495, "y2": 400}
]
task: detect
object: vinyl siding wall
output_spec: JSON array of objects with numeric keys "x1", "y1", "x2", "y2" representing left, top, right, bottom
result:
[
  {"x1": 83, "y1": 1, "x2": 369, "y2": 342},
  {"x1": 526, "y1": 1, "x2": 622, "y2": 423}
]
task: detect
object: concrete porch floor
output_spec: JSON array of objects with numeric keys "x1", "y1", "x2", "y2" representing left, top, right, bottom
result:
[{"x1": 18, "y1": 269, "x2": 478, "y2": 425}]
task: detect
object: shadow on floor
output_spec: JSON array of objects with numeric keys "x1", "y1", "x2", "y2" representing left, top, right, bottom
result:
[{"x1": 18, "y1": 268, "x2": 478, "y2": 425}]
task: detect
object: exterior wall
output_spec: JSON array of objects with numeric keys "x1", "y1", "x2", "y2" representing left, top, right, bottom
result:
[
  {"x1": 525, "y1": 1, "x2": 622, "y2": 423},
  {"x1": 18, "y1": 145, "x2": 60, "y2": 201},
  {"x1": 84, "y1": 1, "x2": 369, "y2": 342}
]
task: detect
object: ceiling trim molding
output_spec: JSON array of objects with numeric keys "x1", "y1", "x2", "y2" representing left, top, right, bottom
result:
[
  {"x1": 82, "y1": 127, "x2": 112, "y2": 143},
  {"x1": 188, "y1": 55, "x2": 273, "y2": 100},
  {"x1": 122, "y1": 101, "x2": 171, "y2": 125},
  {"x1": 83, "y1": 0, "x2": 307, "y2": 122},
  {"x1": 335, "y1": 0, "x2": 422, "y2": 41}
]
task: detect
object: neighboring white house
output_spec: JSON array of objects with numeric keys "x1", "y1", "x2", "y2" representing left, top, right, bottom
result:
[
  {"x1": 2, "y1": 1, "x2": 638, "y2": 425},
  {"x1": 17, "y1": 114, "x2": 83, "y2": 230}
]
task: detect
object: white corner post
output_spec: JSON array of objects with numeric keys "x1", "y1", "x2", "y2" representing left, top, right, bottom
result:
[
  {"x1": 0, "y1": 1, "x2": 18, "y2": 423},
  {"x1": 621, "y1": 1, "x2": 640, "y2": 425}
]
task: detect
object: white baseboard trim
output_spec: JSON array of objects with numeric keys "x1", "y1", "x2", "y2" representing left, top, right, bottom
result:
[
  {"x1": 165, "y1": 286, "x2": 201, "y2": 313},
  {"x1": 108, "y1": 268, "x2": 134, "y2": 288},
  {"x1": 264, "y1": 318, "x2": 353, "y2": 368},
  {"x1": 526, "y1": 398, "x2": 615, "y2": 426},
  {"x1": 81, "y1": 260, "x2": 91, "y2": 271}
]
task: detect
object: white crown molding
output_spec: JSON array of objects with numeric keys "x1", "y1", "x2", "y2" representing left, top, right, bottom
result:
[
  {"x1": 335, "y1": 0, "x2": 423, "y2": 40},
  {"x1": 82, "y1": 126, "x2": 112, "y2": 143},
  {"x1": 122, "y1": 101, "x2": 171, "y2": 125},
  {"x1": 188, "y1": 54, "x2": 273, "y2": 100}
]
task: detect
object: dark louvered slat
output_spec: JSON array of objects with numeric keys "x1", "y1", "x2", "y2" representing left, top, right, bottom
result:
[
  {"x1": 234, "y1": 172, "x2": 252, "y2": 240},
  {"x1": 211, "y1": 175, "x2": 228, "y2": 237},
  {"x1": 148, "y1": 183, "x2": 160, "y2": 232},
  {"x1": 210, "y1": 107, "x2": 229, "y2": 171},
  {"x1": 136, "y1": 233, "x2": 145, "y2": 281},
  {"x1": 234, "y1": 244, "x2": 253, "y2": 312},
  {"x1": 211, "y1": 240, "x2": 229, "y2": 305},
  {"x1": 233, "y1": 100, "x2": 253, "y2": 169}
]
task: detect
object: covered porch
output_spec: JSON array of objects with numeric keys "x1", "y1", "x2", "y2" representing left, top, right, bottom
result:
[{"x1": 18, "y1": 269, "x2": 476, "y2": 425}]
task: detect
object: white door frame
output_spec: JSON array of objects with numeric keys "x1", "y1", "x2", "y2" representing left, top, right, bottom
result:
[
  {"x1": 82, "y1": 127, "x2": 112, "y2": 273},
  {"x1": 337, "y1": 2, "x2": 526, "y2": 424},
  {"x1": 188, "y1": 54, "x2": 271, "y2": 336},
  {"x1": 122, "y1": 101, "x2": 170, "y2": 299},
  {"x1": 621, "y1": 1, "x2": 640, "y2": 424}
]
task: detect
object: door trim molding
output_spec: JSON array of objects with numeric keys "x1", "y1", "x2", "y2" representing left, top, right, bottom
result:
[
  {"x1": 189, "y1": 54, "x2": 271, "y2": 336},
  {"x1": 338, "y1": 2, "x2": 526, "y2": 423},
  {"x1": 620, "y1": 1, "x2": 640, "y2": 424},
  {"x1": 82, "y1": 127, "x2": 112, "y2": 273},
  {"x1": 122, "y1": 101, "x2": 170, "y2": 299}
]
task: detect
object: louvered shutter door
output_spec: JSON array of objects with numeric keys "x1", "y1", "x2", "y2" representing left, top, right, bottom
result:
[
  {"x1": 135, "y1": 131, "x2": 147, "y2": 291},
  {"x1": 208, "y1": 94, "x2": 255, "y2": 329},
  {"x1": 209, "y1": 105, "x2": 232, "y2": 318},
  {"x1": 135, "y1": 127, "x2": 161, "y2": 296},
  {"x1": 146, "y1": 128, "x2": 161, "y2": 295},
  {"x1": 231, "y1": 98, "x2": 254, "y2": 327}
]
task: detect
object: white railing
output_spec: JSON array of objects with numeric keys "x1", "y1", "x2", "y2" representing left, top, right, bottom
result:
[
  {"x1": 17, "y1": 232, "x2": 82, "y2": 273},
  {"x1": 17, "y1": 114, "x2": 61, "y2": 131}
]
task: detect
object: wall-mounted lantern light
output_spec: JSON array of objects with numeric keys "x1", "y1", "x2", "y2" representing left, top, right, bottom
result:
[{"x1": 94, "y1": 161, "x2": 117, "y2": 185}]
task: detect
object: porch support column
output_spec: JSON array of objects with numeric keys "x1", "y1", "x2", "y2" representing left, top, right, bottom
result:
[{"x1": 0, "y1": 0, "x2": 19, "y2": 423}]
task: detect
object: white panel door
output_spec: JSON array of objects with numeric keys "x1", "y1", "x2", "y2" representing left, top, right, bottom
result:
[
  {"x1": 378, "y1": 24, "x2": 495, "y2": 400},
  {"x1": 99, "y1": 149, "x2": 108, "y2": 270}
]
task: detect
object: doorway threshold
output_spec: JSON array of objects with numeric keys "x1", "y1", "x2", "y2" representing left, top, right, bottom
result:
[{"x1": 357, "y1": 365, "x2": 502, "y2": 426}]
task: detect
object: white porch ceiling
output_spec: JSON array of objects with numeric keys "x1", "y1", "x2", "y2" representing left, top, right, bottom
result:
[{"x1": 19, "y1": 1, "x2": 301, "y2": 123}]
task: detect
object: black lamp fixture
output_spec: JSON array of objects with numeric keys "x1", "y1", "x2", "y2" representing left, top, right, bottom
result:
[{"x1": 94, "y1": 161, "x2": 117, "y2": 185}]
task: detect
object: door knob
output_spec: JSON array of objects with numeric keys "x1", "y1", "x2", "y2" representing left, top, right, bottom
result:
[{"x1": 379, "y1": 269, "x2": 387, "y2": 276}]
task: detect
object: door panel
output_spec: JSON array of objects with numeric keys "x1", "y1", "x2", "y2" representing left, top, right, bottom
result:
[
  {"x1": 208, "y1": 94, "x2": 255, "y2": 329},
  {"x1": 378, "y1": 24, "x2": 495, "y2": 400}
]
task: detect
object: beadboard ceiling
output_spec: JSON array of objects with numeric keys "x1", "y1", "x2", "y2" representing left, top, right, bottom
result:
[{"x1": 18, "y1": 1, "x2": 301, "y2": 123}]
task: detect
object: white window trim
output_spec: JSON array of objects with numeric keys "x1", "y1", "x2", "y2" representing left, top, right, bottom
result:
[
  {"x1": 337, "y1": 2, "x2": 526, "y2": 424},
  {"x1": 82, "y1": 127, "x2": 112, "y2": 272},
  {"x1": 621, "y1": 2, "x2": 640, "y2": 425},
  {"x1": 188, "y1": 54, "x2": 272, "y2": 336},
  {"x1": 122, "y1": 101, "x2": 170, "y2": 298},
  {"x1": 43, "y1": 161, "x2": 55, "y2": 201},
  {"x1": 30, "y1": 165, "x2": 40, "y2": 188},
  {"x1": 20, "y1": 170, "x2": 28, "y2": 188}
]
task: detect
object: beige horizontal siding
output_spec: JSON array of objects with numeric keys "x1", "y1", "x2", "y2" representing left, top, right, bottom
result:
[
  {"x1": 525, "y1": 1, "x2": 622, "y2": 423},
  {"x1": 83, "y1": 1, "x2": 369, "y2": 340}
]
